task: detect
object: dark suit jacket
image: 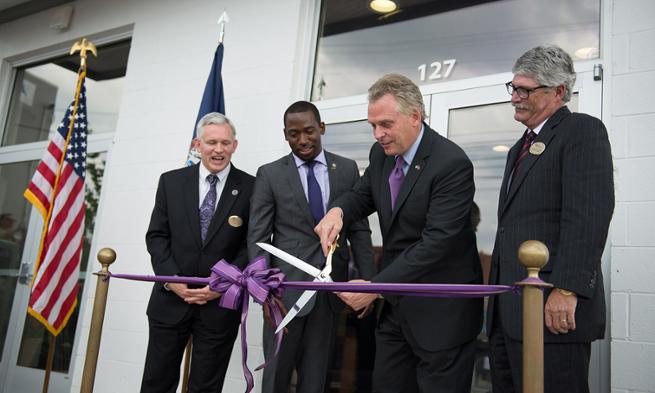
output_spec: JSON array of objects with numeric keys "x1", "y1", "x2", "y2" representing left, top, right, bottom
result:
[
  {"x1": 248, "y1": 151, "x2": 374, "y2": 315},
  {"x1": 487, "y1": 106, "x2": 614, "y2": 343},
  {"x1": 146, "y1": 163, "x2": 255, "y2": 325},
  {"x1": 338, "y1": 124, "x2": 483, "y2": 352}
]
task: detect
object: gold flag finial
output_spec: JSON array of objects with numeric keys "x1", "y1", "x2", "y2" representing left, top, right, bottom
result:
[{"x1": 69, "y1": 38, "x2": 97, "y2": 69}]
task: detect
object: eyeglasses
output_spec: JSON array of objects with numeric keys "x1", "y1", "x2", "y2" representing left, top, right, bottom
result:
[{"x1": 505, "y1": 82, "x2": 550, "y2": 99}]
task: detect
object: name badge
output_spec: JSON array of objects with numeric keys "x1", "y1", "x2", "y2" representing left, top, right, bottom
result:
[
  {"x1": 228, "y1": 215, "x2": 243, "y2": 227},
  {"x1": 529, "y1": 142, "x2": 546, "y2": 155}
]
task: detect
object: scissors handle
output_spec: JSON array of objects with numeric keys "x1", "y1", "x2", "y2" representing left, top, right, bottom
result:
[{"x1": 323, "y1": 235, "x2": 338, "y2": 278}]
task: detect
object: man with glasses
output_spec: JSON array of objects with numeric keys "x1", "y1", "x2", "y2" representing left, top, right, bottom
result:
[{"x1": 488, "y1": 45, "x2": 614, "y2": 393}]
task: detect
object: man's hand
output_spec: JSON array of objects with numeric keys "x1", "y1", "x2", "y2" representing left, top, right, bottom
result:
[
  {"x1": 166, "y1": 282, "x2": 191, "y2": 299},
  {"x1": 183, "y1": 285, "x2": 221, "y2": 305},
  {"x1": 544, "y1": 289, "x2": 577, "y2": 334},
  {"x1": 356, "y1": 301, "x2": 375, "y2": 319},
  {"x1": 315, "y1": 207, "x2": 343, "y2": 256},
  {"x1": 263, "y1": 297, "x2": 289, "y2": 334},
  {"x1": 337, "y1": 279, "x2": 378, "y2": 311}
]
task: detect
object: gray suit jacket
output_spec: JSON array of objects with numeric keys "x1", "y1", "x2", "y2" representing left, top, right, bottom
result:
[
  {"x1": 487, "y1": 106, "x2": 614, "y2": 343},
  {"x1": 248, "y1": 151, "x2": 374, "y2": 315}
]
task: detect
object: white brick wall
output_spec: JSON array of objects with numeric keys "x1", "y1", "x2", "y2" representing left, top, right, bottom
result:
[
  {"x1": 0, "y1": 0, "x2": 309, "y2": 391},
  {"x1": 610, "y1": 0, "x2": 655, "y2": 392}
]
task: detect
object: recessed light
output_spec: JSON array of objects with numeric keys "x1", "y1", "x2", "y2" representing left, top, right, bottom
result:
[
  {"x1": 369, "y1": 0, "x2": 397, "y2": 14},
  {"x1": 493, "y1": 145, "x2": 510, "y2": 152},
  {"x1": 574, "y1": 47, "x2": 599, "y2": 59}
]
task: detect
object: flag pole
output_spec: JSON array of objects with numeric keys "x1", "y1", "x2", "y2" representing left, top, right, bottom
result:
[
  {"x1": 42, "y1": 335, "x2": 56, "y2": 393},
  {"x1": 36, "y1": 37, "x2": 96, "y2": 393},
  {"x1": 185, "y1": 11, "x2": 230, "y2": 166}
]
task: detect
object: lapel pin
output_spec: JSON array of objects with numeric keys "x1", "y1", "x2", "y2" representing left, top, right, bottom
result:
[
  {"x1": 331, "y1": 163, "x2": 337, "y2": 171},
  {"x1": 228, "y1": 215, "x2": 243, "y2": 227},
  {"x1": 414, "y1": 164, "x2": 421, "y2": 171},
  {"x1": 231, "y1": 189, "x2": 239, "y2": 196},
  {"x1": 529, "y1": 142, "x2": 546, "y2": 155}
]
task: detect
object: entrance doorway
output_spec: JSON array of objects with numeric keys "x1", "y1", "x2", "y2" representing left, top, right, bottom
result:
[{"x1": 316, "y1": 64, "x2": 608, "y2": 392}]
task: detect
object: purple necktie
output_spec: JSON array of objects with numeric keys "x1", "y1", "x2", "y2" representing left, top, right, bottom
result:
[
  {"x1": 389, "y1": 156, "x2": 405, "y2": 210},
  {"x1": 200, "y1": 174, "x2": 218, "y2": 242},
  {"x1": 306, "y1": 161, "x2": 324, "y2": 224}
]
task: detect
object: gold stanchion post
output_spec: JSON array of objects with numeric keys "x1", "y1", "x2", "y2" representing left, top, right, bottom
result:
[
  {"x1": 515, "y1": 240, "x2": 552, "y2": 393},
  {"x1": 80, "y1": 248, "x2": 116, "y2": 393}
]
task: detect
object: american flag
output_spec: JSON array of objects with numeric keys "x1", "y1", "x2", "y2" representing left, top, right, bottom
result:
[{"x1": 24, "y1": 71, "x2": 88, "y2": 336}]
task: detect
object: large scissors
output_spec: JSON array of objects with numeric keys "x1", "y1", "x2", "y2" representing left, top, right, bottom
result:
[{"x1": 256, "y1": 238, "x2": 338, "y2": 334}]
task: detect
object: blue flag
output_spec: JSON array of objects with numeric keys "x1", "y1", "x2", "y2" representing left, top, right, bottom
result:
[{"x1": 193, "y1": 43, "x2": 225, "y2": 138}]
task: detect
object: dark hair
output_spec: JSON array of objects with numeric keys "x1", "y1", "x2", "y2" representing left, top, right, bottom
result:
[{"x1": 283, "y1": 100, "x2": 322, "y2": 126}]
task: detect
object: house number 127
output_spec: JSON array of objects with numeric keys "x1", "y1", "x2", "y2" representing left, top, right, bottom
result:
[{"x1": 417, "y1": 59, "x2": 456, "y2": 81}]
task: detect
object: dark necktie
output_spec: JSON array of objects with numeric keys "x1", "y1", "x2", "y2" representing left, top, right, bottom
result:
[
  {"x1": 306, "y1": 161, "x2": 324, "y2": 224},
  {"x1": 389, "y1": 155, "x2": 405, "y2": 210},
  {"x1": 200, "y1": 174, "x2": 218, "y2": 241},
  {"x1": 512, "y1": 130, "x2": 536, "y2": 178}
]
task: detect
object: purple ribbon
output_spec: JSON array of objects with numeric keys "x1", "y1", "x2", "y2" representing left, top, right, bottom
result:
[
  {"x1": 108, "y1": 260, "x2": 522, "y2": 392},
  {"x1": 208, "y1": 256, "x2": 285, "y2": 393}
]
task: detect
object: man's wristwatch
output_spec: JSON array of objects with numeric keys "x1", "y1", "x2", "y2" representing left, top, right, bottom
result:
[{"x1": 556, "y1": 288, "x2": 575, "y2": 296}]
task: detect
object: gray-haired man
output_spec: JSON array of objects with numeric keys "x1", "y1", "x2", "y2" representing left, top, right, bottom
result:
[
  {"x1": 141, "y1": 113, "x2": 255, "y2": 392},
  {"x1": 488, "y1": 45, "x2": 614, "y2": 393}
]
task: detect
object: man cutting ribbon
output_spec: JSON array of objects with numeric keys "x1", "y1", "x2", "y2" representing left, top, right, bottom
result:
[{"x1": 315, "y1": 74, "x2": 483, "y2": 393}]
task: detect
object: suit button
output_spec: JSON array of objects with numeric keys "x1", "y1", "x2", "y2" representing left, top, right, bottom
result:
[{"x1": 499, "y1": 227, "x2": 505, "y2": 234}]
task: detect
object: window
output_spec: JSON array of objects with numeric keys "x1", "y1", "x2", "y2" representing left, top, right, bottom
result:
[
  {"x1": 312, "y1": 0, "x2": 600, "y2": 100},
  {"x1": 2, "y1": 39, "x2": 130, "y2": 146}
]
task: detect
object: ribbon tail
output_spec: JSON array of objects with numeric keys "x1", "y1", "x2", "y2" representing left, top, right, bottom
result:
[
  {"x1": 240, "y1": 296, "x2": 254, "y2": 393},
  {"x1": 255, "y1": 298, "x2": 284, "y2": 371}
]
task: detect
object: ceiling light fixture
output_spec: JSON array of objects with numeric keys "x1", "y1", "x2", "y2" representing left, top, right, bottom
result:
[
  {"x1": 369, "y1": 0, "x2": 397, "y2": 14},
  {"x1": 492, "y1": 145, "x2": 510, "y2": 153},
  {"x1": 574, "y1": 47, "x2": 599, "y2": 59}
]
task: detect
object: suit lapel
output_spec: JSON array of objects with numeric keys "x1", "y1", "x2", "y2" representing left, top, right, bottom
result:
[
  {"x1": 285, "y1": 154, "x2": 316, "y2": 227},
  {"x1": 380, "y1": 154, "x2": 395, "y2": 228},
  {"x1": 497, "y1": 137, "x2": 523, "y2": 216},
  {"x1": 326, "y1": 151, "x2": 338, "y2": 204},
  {"x1": 203, "y1": 166, "x2": 241, "y2": 247},
  {"x1": 390, "y1": 127, "x2": 432, "y2": 227},
  {"x1": 184, "y1": 165, "x2": 202, "y2": 248},
  {"x1": 501, "y1": 106, "x2": 570, "y2": 216}
]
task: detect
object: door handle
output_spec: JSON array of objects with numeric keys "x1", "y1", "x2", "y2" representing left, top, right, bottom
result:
[{"x1": 18, "y1": 262, "x2": 33, "y2": 285}]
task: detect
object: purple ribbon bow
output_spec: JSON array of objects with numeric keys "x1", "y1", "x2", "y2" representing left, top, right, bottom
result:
[{"x1": 209, "y1": 256, "x2": 285, "y2": 393}]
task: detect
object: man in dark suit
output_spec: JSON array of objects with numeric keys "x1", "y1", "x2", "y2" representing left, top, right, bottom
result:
[
  {"x1": 141, "y1": 112, "x2": 254, "y2": 393},
  {"x1": 248, "y1": 101, "x2": 374, "y2": 393},
  {"x1": 487, "y1": 45, "x2": 614, "y2": 393},
  {"x1": 316, "y1": 74, "x2": 483, "y2": 393}
]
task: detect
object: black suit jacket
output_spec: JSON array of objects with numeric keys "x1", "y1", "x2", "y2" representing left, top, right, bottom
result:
[
  {"x1": 248, "y1": 151, "x2": 374, "y2": 315},
  {"x1": 146, "y1": 163, "x2": 255, "y2": 325},
  {"x1": 337, "y1": 124, "x2": 483, "y2": 352},
  {"x1": 487, "y1": 106, "x2": 614, "y2": 343}
]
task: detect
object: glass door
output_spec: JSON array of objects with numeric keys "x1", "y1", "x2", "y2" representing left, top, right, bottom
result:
[
  {"x1": 315, "y1": 62, "x2": 607, "y2": 392},
  {"x1": 0, "y1": 38, "x2": 129, "y2": 393},
  {"x1": 428, "y1": 65, "x2": 607, "y2": 393},
  {"x1": 0, "y1": 152, "x2": 107, "y2": 393}
]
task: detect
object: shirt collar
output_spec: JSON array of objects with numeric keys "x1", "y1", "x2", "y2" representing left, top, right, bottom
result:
[
  {"x1": 199, "y1": 162, "x2": 231, "y2": 183},
  {"x1": 293, "y1": 149, "x2": 327, "y2": 168},
  {"x1": 531, "y1": 118, "x2": 548, "y2": 135},
  {"x1": 400, "y1": 124, "x2": 424, "y2": 166}
]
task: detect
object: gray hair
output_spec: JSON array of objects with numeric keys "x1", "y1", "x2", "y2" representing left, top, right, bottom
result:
[
  {"x1": 368, "y1": 73, "x2": 426, "y2": 120},
  {"x1": 513, "y1": 45, "x2": 577, "y2": 102},
  {"x1": 196, "y1": 112, "x2": 236, "y2": 139}
]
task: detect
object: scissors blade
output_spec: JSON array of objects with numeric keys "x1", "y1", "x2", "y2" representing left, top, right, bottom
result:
[
  {"x1": 256, "y1": 242, "x2": 322, "y2": 278},
  {"x1": 274, "y1": 287, "x2": 318, "y2": 334}
]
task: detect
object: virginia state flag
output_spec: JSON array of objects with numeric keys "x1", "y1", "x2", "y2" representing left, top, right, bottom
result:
[{"x1": 193, "y1": 42, "x2": 225, "y2": 138}]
